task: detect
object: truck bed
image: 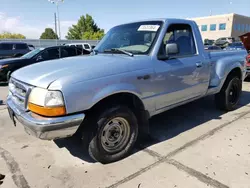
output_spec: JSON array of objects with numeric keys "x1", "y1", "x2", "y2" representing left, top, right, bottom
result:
[{"x1": 209, "y1": 49, "x2": 247, "y2": 60}]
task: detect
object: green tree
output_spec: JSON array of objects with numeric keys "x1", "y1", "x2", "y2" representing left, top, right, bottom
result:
[
  {"x1": 40, "y1": 28, "x2": 58, "y2": 39},
  {"x1": 0, "y1": 32, "x2": 26, "y2": 39},
  {"x1": 66, "y1": 14, "x2": 104, "y2": 40},
  {"x1": 82, "y1": 30, "x2": 104, "y2": 40}
]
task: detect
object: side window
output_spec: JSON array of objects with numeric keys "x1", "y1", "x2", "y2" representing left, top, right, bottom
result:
[
  {"x1": 160, "y1": 24, "x2": 196, "y2": 57},
  {"x1": 219, "y1": 23, "x2": 226, "y2": 30},
  {"x1": 76, "y1": 45, "x2": 83, "y2": 49},
  {"x1": 61, "y1": 47, "x2": 77, "y2": 57},
  {"x1": 233, "y1": 24, "x2": 237, "y2": 31},
  {"x1": 41, "y1": 48, "x2": 59, "y2": 60},
  {"x1": 210, "y1": 24, "x2": 216, "y2": 31},
  {"x1": 237, "y1": 24, "x2": 241, "y2": 31},
  {"x1": 76, "y1": 48, "x2": 83, "y2": 55},
  {"x1": 15, "y1": 43, "x2": 28, "y2": 50},
  {"x1": 84, "y1": 44, "x2": 90, "y2": 49},
  {"x1": 241, "y1": 24, "x2": 245, "y2": 31},
  {"x1": 201, "y1": 25, "x2": 207, "y2": 31},
  {"x1": 0, "y1": 43, "x2": 13, "y2": 50}
]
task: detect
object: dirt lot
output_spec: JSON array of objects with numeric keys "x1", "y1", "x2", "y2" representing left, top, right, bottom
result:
[{"x1": 0, "y1": 82, "x2": 250, "y2": 188}]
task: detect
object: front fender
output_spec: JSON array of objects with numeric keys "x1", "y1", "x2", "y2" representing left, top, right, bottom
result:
[{"x1": 91, "y1": 83, "x2": 143, "y2": 108}]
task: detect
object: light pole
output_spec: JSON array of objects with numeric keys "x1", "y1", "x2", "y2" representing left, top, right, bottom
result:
[{"x1": 48, "y1": 0, "x2": 64, "y2": 39}]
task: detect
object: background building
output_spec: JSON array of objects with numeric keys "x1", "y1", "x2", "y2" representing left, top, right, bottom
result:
[{"x1": 191, "y1": 13, "x2": 250, "y2": 41}]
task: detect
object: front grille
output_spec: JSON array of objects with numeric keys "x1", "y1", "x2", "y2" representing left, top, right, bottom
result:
[{"x1": 9, "y1": 78, "x2": 33, "y2": 110}]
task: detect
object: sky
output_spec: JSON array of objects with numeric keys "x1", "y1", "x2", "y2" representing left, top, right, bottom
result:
[{"x1": 0, "y1": 0, "x2": 249, "y2": 39}]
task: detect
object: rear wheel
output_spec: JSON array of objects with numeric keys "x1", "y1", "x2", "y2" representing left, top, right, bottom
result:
[
  {"x1": 215, "y1": 75, "x2": 242, "y2": 111},
  {"x1": 82, "y1": 106, "x2": 138, "y2": 164}
]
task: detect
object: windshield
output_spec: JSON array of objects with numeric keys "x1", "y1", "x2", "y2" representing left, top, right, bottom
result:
[
  {"x1": 21, "y1": 48, "x2": 44, "y2": 58},
  {"x1": 95, "y1": 21, "x2": 163, "y2": 55}
]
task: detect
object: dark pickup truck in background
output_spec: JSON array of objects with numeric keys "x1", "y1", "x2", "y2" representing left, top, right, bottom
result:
[{"x1": 0, "y1": 42, "x2": 31, "y2": 59}]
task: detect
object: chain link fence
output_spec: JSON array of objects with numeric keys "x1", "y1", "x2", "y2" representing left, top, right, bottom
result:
[{"x1": 0, "y1": 39, "x2": 100, "y2": 48}]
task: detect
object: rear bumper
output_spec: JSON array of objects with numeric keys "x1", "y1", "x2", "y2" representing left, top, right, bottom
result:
[{"x1": 6, "y1": 98, "x2": 85, "y2": 140}]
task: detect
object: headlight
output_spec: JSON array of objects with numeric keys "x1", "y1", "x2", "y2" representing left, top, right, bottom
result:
[{"x1": 28, "y1": 88, "x2": 66, "y2": 117}]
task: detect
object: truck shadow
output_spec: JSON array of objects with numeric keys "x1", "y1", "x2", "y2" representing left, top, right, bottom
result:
[{"x1": 54, "y1": 90, "x2": 250, "y2": 163}]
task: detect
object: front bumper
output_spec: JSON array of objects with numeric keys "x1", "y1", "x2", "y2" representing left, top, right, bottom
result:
[{"x1": 6, "y1": 98, "x2": 85, "y2": 140}]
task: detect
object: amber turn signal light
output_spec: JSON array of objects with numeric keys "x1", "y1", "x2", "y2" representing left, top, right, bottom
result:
[{"x1": 28, "y1": 102, "x2": 66, "y2": 117}]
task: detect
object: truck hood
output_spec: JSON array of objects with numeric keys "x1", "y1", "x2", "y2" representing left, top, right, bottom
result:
[
  {"x1": 12, "y1": 54, "x2": 149, "y2": 88},
  {"x1": 0, "y1": 57, "x2": 26, "y2": 65},
  {"x1": 239, "y1": 32, "x2": 250, "y2": 52}
]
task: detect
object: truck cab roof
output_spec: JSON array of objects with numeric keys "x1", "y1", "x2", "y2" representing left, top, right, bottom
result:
[{"x1": 118, "y1": 18, "x2": 197, "y2": 27}]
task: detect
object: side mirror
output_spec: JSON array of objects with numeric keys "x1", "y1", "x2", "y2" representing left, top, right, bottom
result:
[
  {"x1": 158, "y1": 43, "x2": 179, "y2": 60},
  {"x1": 36, "y1": 55, "x2": 43, "y2": 61},
  {"x1": 166, "y1": 43, "x2": 179, "y2": 55}
]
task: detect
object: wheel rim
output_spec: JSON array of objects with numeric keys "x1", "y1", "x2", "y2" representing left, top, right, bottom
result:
[
  {"x1": 101, "y1": 117, "x2": 131, "y2": 153},
  {"x1": 228, "y1": 82, "x2": 239, "y2": 105}
]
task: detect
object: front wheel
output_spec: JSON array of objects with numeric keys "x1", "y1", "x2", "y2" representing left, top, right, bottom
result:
[
  {"x1": 84, "y1": 106, "x2": 138, "y2": 164},
  {"x1": 215, "y1": 76, "x2": 242, "y2": 111}
]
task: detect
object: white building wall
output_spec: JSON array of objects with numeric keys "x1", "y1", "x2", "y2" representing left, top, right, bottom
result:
[
  {"x1": 191, "y1": 14, "x2": 234, "y2": 40},
  {"x1": 232, "y1": 14, "x2": 250, "y2": 39}
]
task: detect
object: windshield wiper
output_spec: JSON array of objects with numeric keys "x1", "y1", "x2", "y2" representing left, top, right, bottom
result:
[{"x1": 104, "y1": 48, "x2": 134, "y2": 57}]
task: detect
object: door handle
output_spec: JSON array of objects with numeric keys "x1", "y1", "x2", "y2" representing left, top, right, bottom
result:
[{"x1": 196, "y1": 62, "x2": 203, "y2": 68}]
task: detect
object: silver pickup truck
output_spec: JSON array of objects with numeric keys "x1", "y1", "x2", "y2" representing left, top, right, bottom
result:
[{"x1": 7, "y1": 19, "x2": 247, "y2": 164}]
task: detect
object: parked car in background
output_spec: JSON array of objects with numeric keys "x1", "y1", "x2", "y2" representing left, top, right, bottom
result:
[
  {"x1": 204, "y1": 39, "x2": 215, "y2": 45},
  {"x1": 6, "y1": 18, "x2": 247, "y2": 164},
  {"x1": 28, "y1": 44, "x2": 35, "y2": 51},
  {"x1": 204, "y1": 45, "x2": 221, "y2": 51},
  {"x1": 65, "y1": 43, "x2": 92, "y2": 52},
  {"x1": 215, "y1": 37, "x2": 235, "y2": 48},
  {"x1": 224, "y1": 42, "x2": 245, "y2": 50},
  {"x1": 0, "y1": 45, "x2": 90, "y2": 82},
  {"x1": 0, "y1": 42, "x2": 30, "y2": 59}
]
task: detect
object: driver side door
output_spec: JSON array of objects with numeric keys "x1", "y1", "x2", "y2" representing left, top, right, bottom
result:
[{"x1": 154, "y1": 23, "x2": 209, "y2": 110}]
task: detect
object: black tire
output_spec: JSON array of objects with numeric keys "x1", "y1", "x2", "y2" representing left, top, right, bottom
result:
[
  {"x1": 215, "y1": 75, "x2": 242, "y2": 111},
  {"x1": 82, "y1": 106, "x2": 138, "y2": 164}
]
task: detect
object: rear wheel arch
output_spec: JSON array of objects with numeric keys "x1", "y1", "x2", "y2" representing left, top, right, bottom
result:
[
  {"x1": 215, "y1": 67, "x2": 242, "y2": 111},
  {"x1": 226, "y1": 67, "x2": 242, "y2": 81}
]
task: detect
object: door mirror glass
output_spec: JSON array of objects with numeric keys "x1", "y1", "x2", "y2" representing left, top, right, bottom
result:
[
  {"x1": 165, "y1": 43, "x2": 179, "y2": 55},
  {"x1": 36, "y1": 55, "x2": 43, "y2": 61}
]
